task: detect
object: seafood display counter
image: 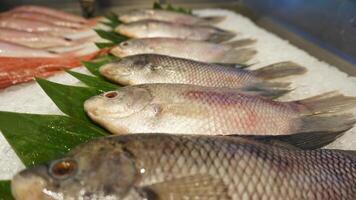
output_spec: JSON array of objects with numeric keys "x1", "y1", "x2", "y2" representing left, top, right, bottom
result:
[{"x1": 0, "y1": 1, "x2": 355, "y2": 199}]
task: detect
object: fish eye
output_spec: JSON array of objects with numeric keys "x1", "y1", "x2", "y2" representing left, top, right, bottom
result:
[
  {"x1": 104, "y1": 91, "x2": 118, "y2": 98},
  {"x1": 50, "y1": 159, "x2": 77, "y2": 180},
  {"x1": 121, "y1": 42, "x2": 129, "y2": 47}
]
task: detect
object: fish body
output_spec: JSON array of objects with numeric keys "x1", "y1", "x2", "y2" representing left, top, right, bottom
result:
[
  {"x1": 84, "y1": 84, "x2": 356, "y2": 136},
  {"x1": 115, "y1": 20, "x2": 236, "y2": 42},
  {"x1": 1, "y1": 11, "x2": 87, "y2": 29},
  {"x1": 111, "y1": 38, "x2": 256, "y2": 64},
  {"x1": 100, "y1": 54, "x2": 306, "y2": 97},
  {"x1": 0, "y1": 17, "x2": 79, "y2": 36},
  {"x1": 11, "y1": 134, "x2": 356, "y2": 200},
  {"x1": 0, "y1": 51, "x2": 99, "y2": 88},
  {"x1": 0, "y1": 40, "x2": 61, "y2": 57},
  {"x1": 12, "y1": 5, "x2": 88, "y2": 24},
  {"x1": 119, "y1": 9, "x2": 225, "y2": 25},
  {"x1": 0, "y1": 27, "x2": 91, "y2": 49}
]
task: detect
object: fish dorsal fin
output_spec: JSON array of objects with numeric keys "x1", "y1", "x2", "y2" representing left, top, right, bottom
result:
[
  {"x1": 139, "y1": 174, "x2": 232, "y2": 200},
  {"x1": 212, "y1": 62, "x2": 255, "y2": 69}
]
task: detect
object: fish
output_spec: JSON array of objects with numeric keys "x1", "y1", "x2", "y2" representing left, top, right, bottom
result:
[
  {"x1": 1, "y1": 11, "x2": 89, "y2": 29},
  {"x1": 84, "y1": 83, "x2": 356, "y2": 137},
  {"x1": 115, "y1": 20, "x2": 236, "y2": 42},
  {"x1": 0, "y1": 28, "x2": 94, "y2": 49},
  {"x1": 0, "y1": 40, "x2": 87, "y2": 57},
  {"x1": 0, "y1": 51, "x2": 100, "y2": 89},
  {"x1": 0, "y1": 17, "x2": 81, "y2": 36},
  {"x1": 119, "y1": 9, "x2": 226, "y2": 25},
  {"x1": 11, "y1": 133, "x2": 356, "y2": 200},
  {"x1": 11, "y1": 5, "x2": 88, "y2": 24},
  {"x1": 99, "y1": 54, "x2": 306, "y2": 98},
  {"x1": 111, "y1": 37, "x2": 257, "y2": 64}
]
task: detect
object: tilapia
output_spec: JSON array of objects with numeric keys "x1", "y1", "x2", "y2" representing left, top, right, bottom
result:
[
  {"x1": 0, "y1": 28, "x2": 94, "y2": 49},
  {"x1": 100, "y1": 54, "x2": 306, "y2": 97},
  {"x1": 119, "y1": 9, "x2": 225, "y2": 25},
  {"x1": 115, "y1": 20, "x2": 236, "y2": 42},
  {"x1": 84, "y1": 84, "x2": 356, "y2": 136},
  {"x1": 11, "y1": 134, "x2": 356, "y2": 200},
  {"x1": 111, "y1": 37, "x2": 257, "y2": 64}
]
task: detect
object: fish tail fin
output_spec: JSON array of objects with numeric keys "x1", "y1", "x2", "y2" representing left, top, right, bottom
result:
[
  {"x1": 200, "y1": 16, "x2": 227, "y2": 24},
  {"x1": 297, "y1": 91, "x2": 356, "y2": 114},
  {"x1": 223, "y1": 38, "x2": 257, "y2": 48},
  {"x1": 221, "y1": 48, "x2": 257, "y2": 64},
  {"x1": 208, "y1": 30, "x2": 236, "y2": 43},
  {"x1": 297, "y1": 113, "x2": 356, "y2": 140},
  {"x1": 253, "y1": 61, "x2": 307, "y2": 80},
  {"x1": 291, "y1": 92, "x2": 356, "y2": 135},
  {"x1": 243, "y1": 81, "x2": 291, "y2": 99}
]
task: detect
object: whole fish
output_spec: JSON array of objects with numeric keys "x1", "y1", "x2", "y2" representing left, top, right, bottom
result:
[
  {"x1": 100, "y1": 54, "x2": 306, "y2": 97},
  {"x1": 111, "y1": 37, "x2": 257, "y2": 64},
  {"x1": 0, "y1": 51, "x2": 99, "y2": 89},
  {"x1": 0, "y1": 17, "x2": 80, "y2": 36},
  {"x1": 84, "y1": 84, "x2": 356, "y2": 136},
  {"x1": 12, "y1": 5, "x2": 88, "y2": 24},
  {"x1": 11, "y1": 134, "x2": 356, "y2": 200},
  {"x1": 119, "y1": 9, "x2": 225, "y2": 25},
  {"x1": 1, "y1": 11, "x2": 87, "y2": 29},
  {"x1": 0, "y1": 28, "x2": 93, "y2": 49},
  {"x1": 115, "y1": 20, "x2": 236, "y2": 42},
  {"x1": 0, "y1": 40, "x2": 85, "y2": 57}
]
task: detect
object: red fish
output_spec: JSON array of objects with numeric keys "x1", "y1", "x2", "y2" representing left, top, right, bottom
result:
[{"x1": 0, "y1": 51, "x2": 100, "y2": 89}]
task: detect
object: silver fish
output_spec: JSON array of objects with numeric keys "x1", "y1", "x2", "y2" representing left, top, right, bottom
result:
[
  {"x1": 84, "y1": 84, "x2": 356, "y2": 136},
  {"x1": 115, "y1": 20, "x2": 236, "y2": 42},
  {"x1": 119, "y1": 9, "x2": 226, "y2": 25},
  {"x1": 11, "y1": 134, "x2": 356, "y2": 199},
  {"x1": 100, "y1": 54, "x2": 306, "y2": 98},
  {"x1": 111, "y1": 37, "x2": 257, "y2": 64}
]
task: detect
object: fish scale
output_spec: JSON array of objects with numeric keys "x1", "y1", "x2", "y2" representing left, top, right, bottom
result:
[
  {"x1": 115, "y1": 20, "x2": 236, "y2": 42},
  {"x1": 122, "y1": 134, "x2": 356, "y2": 199},
  {"x1": 110, "y1": 38, "x2": 256, "y2": 64},
  {"x1": 84, "y1": 84, "x2": 356, "y2": 136},
  {"x1": 11, "y1": 134, "x2": 356, "y2": 199}
]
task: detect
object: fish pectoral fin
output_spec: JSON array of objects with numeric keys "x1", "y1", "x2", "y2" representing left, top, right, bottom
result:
[{"x1": 139, "y1": 174, "x2": 232, "y2": 200}]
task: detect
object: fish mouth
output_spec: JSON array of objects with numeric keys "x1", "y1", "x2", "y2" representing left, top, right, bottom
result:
[
  {"x1": 110, "y1": 46, "x2": 126, "y2": 57},
  {"x1": 12, "y1": 168, "x2": 49, "y2": 200}
]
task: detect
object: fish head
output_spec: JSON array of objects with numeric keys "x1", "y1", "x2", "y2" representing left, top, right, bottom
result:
[
  {"x1": 100, "y1": 55, "x2": 152, "y2": 85},
  {"x1": 84, "y1": 87, "x2": 152, "y2": 129},
  {"x1": 115, "y1": 22, "x2": 147, "y2": 38},
  {"x1": 11, "y1": 138, "x2": 138, "y2": 199},
  {"x1": 119, "y1": 9, "x2": 154, "y2": 23},
  {"x1": 111, "y1": 39, "x2": 151, "y2": 57}
]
